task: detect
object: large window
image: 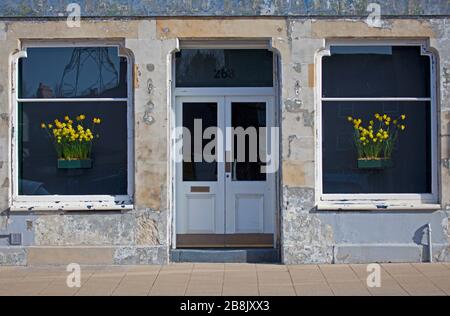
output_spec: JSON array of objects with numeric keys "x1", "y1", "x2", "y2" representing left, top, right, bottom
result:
[
  {"x1": 318, "y1": 43, "x2": 437, "y2": 206},
  {"x1": 13, "y1": 45, "x2": 132, "y2": 208}
]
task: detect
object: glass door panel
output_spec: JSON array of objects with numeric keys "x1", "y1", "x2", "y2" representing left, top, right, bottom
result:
[
  {"x1": 182, "y1": 102, "x2": 218, "y2": 182},
  {"x1": 231, "y1": 102, "x2": 267, "y2": 181}
]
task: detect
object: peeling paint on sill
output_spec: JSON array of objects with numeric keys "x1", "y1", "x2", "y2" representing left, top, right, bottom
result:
[{"x1": 316, "y1": 202, "x2": 442, "y2": 211}]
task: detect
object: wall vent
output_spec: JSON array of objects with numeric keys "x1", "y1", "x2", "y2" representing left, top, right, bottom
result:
[{"x1": 9, "y1": 233, "x2": 22, "y2": 246}]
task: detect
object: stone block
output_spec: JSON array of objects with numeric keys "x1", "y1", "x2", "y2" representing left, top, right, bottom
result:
[
  {"x1": 114, "y1": 246, "x2": 167, "y2": 265},
  {"x1": 334, "y1": 244, "x2": 422, "y2": 264},
  {"x1": 0, "y1": 247, "x2": 26, "y2": 266},
  {"x1": 27, "y1": 246, "x2": 114, "y2": 265}
]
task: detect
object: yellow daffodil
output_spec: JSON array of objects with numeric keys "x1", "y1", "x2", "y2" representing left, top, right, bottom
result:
[
  {"x1": 41, "y1": 115, "x2": 102, "y2": 161},
  {"x1": 346, "y1": 112, "x2": 407, "y2": 161}
]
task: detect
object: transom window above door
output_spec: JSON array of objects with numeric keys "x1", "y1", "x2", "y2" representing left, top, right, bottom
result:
[
  {"x1": 317, "y1": 43, "x2": 438, "y2": 209},
  {"x1": 11, "y1": 44, "x2": 133, "y2": 210},
  {"x1": 175, "y1": 49, "x2": 274, "y2": 88}
]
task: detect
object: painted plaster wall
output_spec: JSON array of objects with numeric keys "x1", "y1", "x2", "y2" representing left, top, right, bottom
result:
[
  {"x1": 0, "y1": 17, "x2": 449, "y2": 265},
  {"x1": 0, "y1": 0, "x2": 449, "y2": 17}
]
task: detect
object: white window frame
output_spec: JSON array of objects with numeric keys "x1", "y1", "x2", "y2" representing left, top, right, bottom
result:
[
  {"x1": 9, "y1": 41, "x2": 134, "y2": 211},
  {"x1": 315, "y1": 39, "x2": 440, "y2": 210}
]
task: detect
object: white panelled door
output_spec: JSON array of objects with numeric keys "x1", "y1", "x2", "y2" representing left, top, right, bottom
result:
[{"x1": 176, "y1": 95, "x2": 276, "y2": 248}]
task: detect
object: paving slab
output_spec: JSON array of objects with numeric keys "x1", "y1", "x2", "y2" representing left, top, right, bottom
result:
[
  {"x1": 411, "y1": 263, "x2": 450, "y2": 277},
  {"x1": 289, "y1": 266, "x2": 328, "y2": 285},
  {"x1": 366, "y1": 279, "x2": 409, "y2": 296},
  {"x1": 294, "y1": 283, "x2": 334, "y2": 296},
  {"x1": 329, "y1": 281, "x2": 372, "y2": 296},
  {"x1": 112, "y1": 274, "x2": 157, "y2": 296},
  {"x1": 319, "y1": 265, "x2": 359, "y2": 283},
  {"x1": 427, "y1": 276, "x2": 450, "y2": 295},
  {"x1": 259, "y1": 284, "x2": 296, "y2": 296},
  {"x1": 393, "y1": 275, "x2": 446, "y2": 296},
  {"x1": 75, "y1": 275, "x2": 124, "y2": 296}
]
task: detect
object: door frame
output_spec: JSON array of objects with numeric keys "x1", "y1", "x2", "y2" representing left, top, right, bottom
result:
[
  {"x1": 168, "y1": 43, "x2": 281, "y2": 252},
  {"x1": 171, "y1": 87, "x2": 279, "y2": 249}
]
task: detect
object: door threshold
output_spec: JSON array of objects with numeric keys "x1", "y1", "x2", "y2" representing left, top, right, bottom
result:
[
  {"x1": 170, "y1": 248, "x2": 279, "y2": 263},
  {"x1": 176, "y1": 234, "x2": 274, "y2": 248}
]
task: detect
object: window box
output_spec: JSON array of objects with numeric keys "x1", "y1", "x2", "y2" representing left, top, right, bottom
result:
[
  {"x1": 57, "y1": 159, "x2": 93, "y2": 169},
  {"x1": 357, "y1": 158, "x2": 393, "y2": 170}
]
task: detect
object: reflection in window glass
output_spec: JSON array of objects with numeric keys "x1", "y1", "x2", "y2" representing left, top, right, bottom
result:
[
  {"x1": 321, "y1": 45, "x2": 433, "y2": 195},
  {"x1": 17, "y1": 46, "x2": 130, "y2": 197},
  {"x1": 19, "y1": 47, "x2": 128, "y2": 99},
  {"x1": 19, "y1": 102, "x2": 128, "y2": 195},
  {"x1": 232, "y1": 102, "x2": 267, "y2": 181},
  {"x1": 183, "y1": 103, "x2": 218, "y2": 182},
  {"x1": 175, "y1": 49, "x2": 273, "y2": 87},
  {"x1": 323, "y1": 46, "x2": 430, "y2": 98}
]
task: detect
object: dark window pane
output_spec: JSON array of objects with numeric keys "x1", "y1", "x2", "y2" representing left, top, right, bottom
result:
[
  {"x1": 322, "y1": 101, "x2": 431, "y2": 194},
  {"x1": 232, "y1": 102, "x2": 267, "y2": 181},
  {"x1": 323, "y1": 46, "x2": 430, "y2": 98},
  {"x1": 183, "y1": 102, "x2": 217, "y2": 181},
  {"x1": 19, "y1": 47, "x2": 128, "y2": 99},
  {"x1": 176, "y1": 49, "x2": 273, "y2": 87},
  {"x1": 19, "y1": 102, "x2": 128, "y2": 195}
]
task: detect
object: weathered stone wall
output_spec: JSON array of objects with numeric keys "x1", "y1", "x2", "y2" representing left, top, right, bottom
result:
[
  {"x1": 280, "y1": 17, "x2": 450, "y2": 263},
  {"x1": 0, "y1": 20, "x2": 172, "y2": 265},
  {"x1": 0, "y1": 17, "x2": 449, "y2": 265}
]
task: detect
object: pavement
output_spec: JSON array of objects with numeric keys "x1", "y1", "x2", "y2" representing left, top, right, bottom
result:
[{"x1": 0, "y1": 262, "x2": 449, "y2": 296}]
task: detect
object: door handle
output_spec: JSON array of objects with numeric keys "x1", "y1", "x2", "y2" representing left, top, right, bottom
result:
[{"x1": 225, "y1": 162, "x2": 231, "y2": 173}]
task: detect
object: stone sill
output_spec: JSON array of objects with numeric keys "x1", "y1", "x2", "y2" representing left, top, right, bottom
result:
[
  {"x1": 10, "y1": 202, "x2": 134, "y2": 212},
  {"x1": 316, "y1": 202, "x2": 442, "y2": 211}
]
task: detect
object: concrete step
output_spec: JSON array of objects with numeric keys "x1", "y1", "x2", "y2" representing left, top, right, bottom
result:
[{"x1": 170, "y1": 248, "x2": 279, "y2": 263}]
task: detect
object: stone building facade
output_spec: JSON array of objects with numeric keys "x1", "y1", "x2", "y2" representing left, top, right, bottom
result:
[{"x1": 0, "y1": 1, "x2": 449, "y2": 265}]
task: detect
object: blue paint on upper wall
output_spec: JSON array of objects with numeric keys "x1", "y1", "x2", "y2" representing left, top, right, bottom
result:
[{"x1": 0, "y1": 0, "x2": 449, "y2": 18}]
